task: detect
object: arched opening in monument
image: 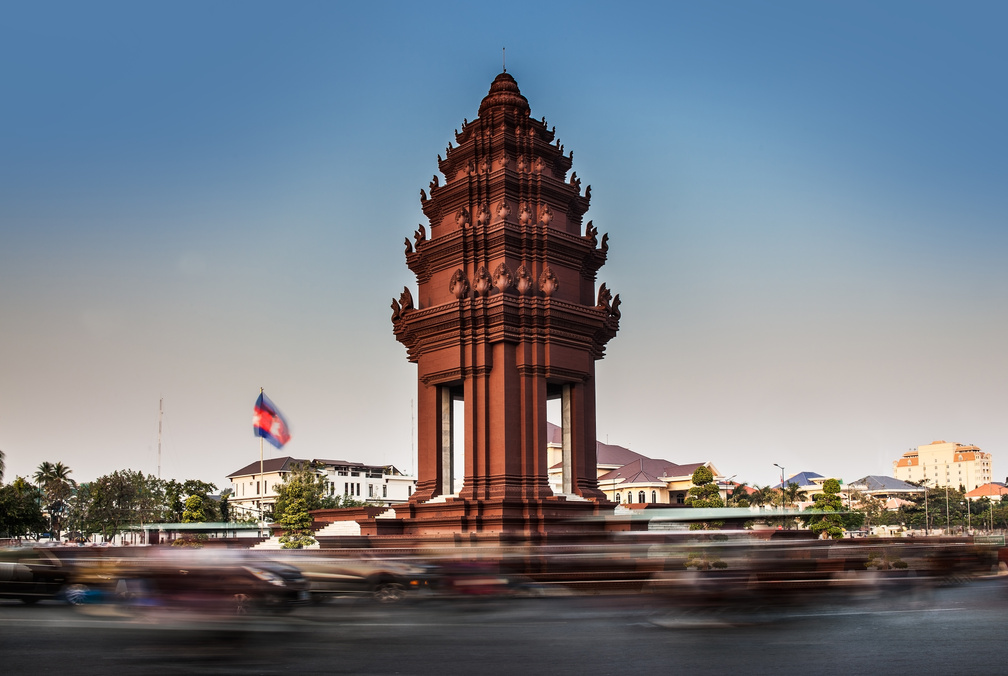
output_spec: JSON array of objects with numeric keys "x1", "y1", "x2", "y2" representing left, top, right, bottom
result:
[
  {"x1": 451, "y1": 393, "x2": 464, "y2": 493},
  {"x1": 438, "y1": 384, "x2": 465, "y2": 498},
  {"x1": 547, "y1": 383, "x2": 573, "y2": 495}
]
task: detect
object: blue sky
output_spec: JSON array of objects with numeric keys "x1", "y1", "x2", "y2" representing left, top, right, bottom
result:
[{"x1": 1, "y1": 2, "x2": 1006, "y2": 489}]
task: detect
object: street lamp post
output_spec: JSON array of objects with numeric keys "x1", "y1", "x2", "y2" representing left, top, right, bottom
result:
[
  {"x1": 773, "y1": 464, "x2": 785, "y2": 507},
  {"x1": 773, "y1": 463, "x2": 786, "y2": 530}
]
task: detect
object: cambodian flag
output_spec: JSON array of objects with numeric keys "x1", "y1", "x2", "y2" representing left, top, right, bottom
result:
[{"x1": 253, "y1": 392, "x2": 291, "y2": 449}]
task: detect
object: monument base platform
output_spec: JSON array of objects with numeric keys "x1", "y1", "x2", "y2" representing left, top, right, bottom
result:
[{"x1": 311, "y1": 496, "x2": 619, "y2": 539}]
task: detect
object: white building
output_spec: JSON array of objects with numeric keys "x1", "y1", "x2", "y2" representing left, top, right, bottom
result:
[{"x1": 227, "y1": 456, "x2": 415, "y2": 520}]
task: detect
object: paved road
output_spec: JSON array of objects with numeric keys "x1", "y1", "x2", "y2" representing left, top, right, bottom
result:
[{"x1": 2, "y1": 581, "x2": 1005, "y2": 675}]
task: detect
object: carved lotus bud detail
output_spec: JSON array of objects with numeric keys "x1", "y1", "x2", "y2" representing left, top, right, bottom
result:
[
  {"x1": 518, "y1": 202, "x2": 532, "y2": 225},
  {"x1": 539, "y1": 204, "x2": 553, "y2": 226},
  {"x1": 492, "y1": 263, "x2": 513, "y2": 293},
  {"x1": 533, "y1": 157, "x2": 544, "y2": 173},
  {"x1": 473, "y1": 265, "x2": 492, "y2": 296},
  {"x1": 449, "y1": 269, "x2": 470, "y2": 300},
  {"x1": 479, "y1": 158, "x2": 489, "y2": 174},
  {"x1": 517, "y1": 156, "x2": 527, "y2": 173},
  {"x1": 515, "y1": 265, "x2": 533, "y2": 295},
  {"x1": 496, "y1": 199, "x2": 511, "y2": 221},
  {"x1": 538, "y1": 266, "x2": 558, "y2": 297},
  {"x1": 476, "y1": 204, "x2": 490, "y2": 227},
  {"x1": 456, "y1": 207, "x2": 470, "y2": 228},
  {"x1": 498, "y1": 152, "x2": 510, "y2": 169}
]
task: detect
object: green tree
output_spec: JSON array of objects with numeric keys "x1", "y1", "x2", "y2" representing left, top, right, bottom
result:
[
  {"x1": 273, "y1": 462, "x2": 328, "y2": 523},
  {"x1": 850, "y1": 490, "x2": 884, "y2": 531},
  {"x1": 163, "y1": 479, "x2": 186, "y2": 522},
  {"x1": 319, "y1": 492, "x2": 367, "y2": 510},
  {"x1": 0, "y1": 477, "x2": 47, "y2": 539},
  {"x1": 685, "y1": 466, "x2": 724, "y2": 530},
  {"x1": 182, "y1": 494, "x2": 207, "y2": 523},
  {"x1": 278, "y1": 496, "x2": 316, "y2": 549},
  {"x1": 163, "y1": 478, "x2": 218, "y2": 522},
  {"x1": 685, "y1": 466, "x2": 723, "y2": 508},
  {"x1": 804, "y1": 478, "x2": 845, "y2": 539},
  {"x1": 219, "y1": 488, "x2": 232, "y2": 521},
  {"x1": 0, "y1": 448, "x2": 5, "y2": 484}
]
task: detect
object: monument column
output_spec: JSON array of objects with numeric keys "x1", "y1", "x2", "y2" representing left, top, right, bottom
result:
[{"x1": 392, "y1": 72, "x2": 621, "y2": 532}]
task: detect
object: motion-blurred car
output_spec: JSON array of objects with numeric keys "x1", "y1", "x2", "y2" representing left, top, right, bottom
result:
[
  {"x1": 0, "y1": 547, "x2": 69, "y2": 604},
  {"x1": 279, "y1": 555, "x2": 431, "y2": 603},
  {"x1": 63, "y1": 550, "x2": 309, "y2": 614}
]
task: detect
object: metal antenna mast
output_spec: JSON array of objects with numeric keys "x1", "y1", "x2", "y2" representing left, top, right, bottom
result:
[{"x1": 157, "y1": 397, "x2": 163, "y2": 479}]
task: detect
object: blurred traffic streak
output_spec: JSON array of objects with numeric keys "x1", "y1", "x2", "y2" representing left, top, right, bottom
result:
[
  {"x1": 49, "y1": 549, "x2": 310, "y2": 616},
  {"x1": 0, "y1": 532, "x2": 1003, "y2": 621}
]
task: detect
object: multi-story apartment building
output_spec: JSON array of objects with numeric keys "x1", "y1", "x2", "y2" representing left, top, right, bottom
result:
[
  {"x1": 226, "y1": 456, "x2": 415, "y2": 520},
  {"x1": 893, "y1": 440, "x2": 992, "y2": 492}
]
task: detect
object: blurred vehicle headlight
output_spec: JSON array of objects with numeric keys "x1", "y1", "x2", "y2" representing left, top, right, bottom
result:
[{"x1": 243, "y1": 566, "x2": 287, "y2": 587}]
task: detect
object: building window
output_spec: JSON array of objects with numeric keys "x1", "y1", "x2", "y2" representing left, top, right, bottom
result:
[
  {"x1": 639, "y1": 491, "x2": 646, "y2": 504},
  {"x1": 256, "y1": 481, "x2": 260, "y2": 495},
  {"x1": 652, "y1": 490, "x2": 658, "y2": 503},
  {"x1": 615, "y1": 493, "x2": 621, "y2": 504},
  {"x1": 676, "y1": 493, "x2": 685, "y2": 505},
  {"x1": 383, "y1": 485, "x2": 387, "y2": 498},
  {"x1": 369, "y1": 484, "x2": 374, "y2": 498},
  {"x1": 627, "y1": 492, "x2": 633, "y2": 504}
]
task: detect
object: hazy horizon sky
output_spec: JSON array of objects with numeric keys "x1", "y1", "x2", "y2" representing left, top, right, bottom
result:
[{"x1": 2, "y1": 2, "x2": 1006, "y2": 490}]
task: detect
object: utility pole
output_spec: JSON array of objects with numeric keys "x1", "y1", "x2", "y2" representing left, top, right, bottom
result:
[
  {"x1": 922, "y1": 478, "x2": 929, "y2": 536},
  {"x1": 945, "y1": 485, "x2": 950, "y2": 534}
]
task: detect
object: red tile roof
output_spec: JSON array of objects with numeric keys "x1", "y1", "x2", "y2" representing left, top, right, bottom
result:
[
  {"x1": 546, "y1": 422, "x2": 710, "y2": 482},
  {"x1": 966, "y1": 483, "x2": 1008, "y2": 498}
]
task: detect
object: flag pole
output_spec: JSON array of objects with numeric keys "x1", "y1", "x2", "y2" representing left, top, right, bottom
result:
[
  {"x1": 259, "y1": 387, "x2": 265, "y2": 478},
  {"x1": 259, "y1": 387, "x2": 264, "y2": 529}
]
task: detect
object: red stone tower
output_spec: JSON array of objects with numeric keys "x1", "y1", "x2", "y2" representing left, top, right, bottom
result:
[{"x1": 392, "y1": 72, "x2": 621, "y2": 533}]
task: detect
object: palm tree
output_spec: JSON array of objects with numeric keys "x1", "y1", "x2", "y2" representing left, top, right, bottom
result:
[
  {"x1": 33, "y1": 461, "x2": 55, "y2": 487},
  {"x1": 34, "y1": 461, "x2": 74, "y2": 539},
  {"x1": 748, "y1": 485, "x2": 777, "y2": 508},
  {"x1": 727, "y1": 482, "x2": 751, "y2": 507},
  {"x1": 0, "y1": 448, "x2": 5, "y2": 484},
  {"x1": 782, "y1": 482, "x2": 808, "y2": 509}
]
